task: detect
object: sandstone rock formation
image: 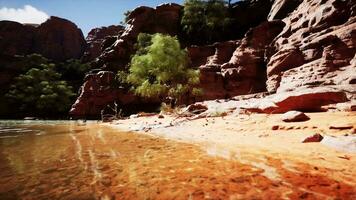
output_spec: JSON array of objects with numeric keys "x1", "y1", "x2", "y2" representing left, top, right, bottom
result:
[
  {"x1": 70, "y1": 0, "x2": 356, "y2": 118},
  {"x1": 82, "y1": 25, "x2": 124, "y2": 62},
  {"x1": 0, "y1": 17, "x2": 87, "y2": 118},
  {"x1": 266, "y1": 0, "x2": 356, "y2": 93},
  {"x1": 69, "y1": 71, "x2": 159, "y2": 118},
  {"x1": 34, "y1": 16, "x2": 86, "y2": 61},
  {"x1": 194, "y1": 20, "x2": 285, "y2": 100},
  {"x1": 245, "y1": 86, "x2": 349, "y2": 113},
  {"x1": 0, "y1": 16, "x2": 86, "y2": 62}
]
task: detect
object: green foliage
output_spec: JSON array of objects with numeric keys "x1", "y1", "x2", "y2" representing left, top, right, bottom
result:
[
  {"x1": 6, "y1": 63, "x2": 75, "y2": 117},
  {"x1": 120, "y1": 10, "x2": 132, "y2": 25},
  {"x1": 56, "y1": 59, "x2": 91, "y2": 81},
  {"x1": 126, "y1": 33, "x2": 200, "y2": 102},
  {"x1": 181, "y1": 0, "x2": 231, "y2": 44},
  {"x1": 134, "y1": 33, "x2": 153, "y2": 55}
]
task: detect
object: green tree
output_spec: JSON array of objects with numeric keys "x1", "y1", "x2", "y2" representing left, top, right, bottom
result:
[
  {"x1": 6, "y1": 63, "x2": 75, "y2": 117},
  {"x1": 120, "y1": 10, "x2": 132, "y2": 25},
  {"x1": 56, "y1": 59, "x2": 91, "y2": 81},
  {"x1": 181, "y1": 0, "x2": 231, "y2": 44},
  {"x1": 126, "y1": 33, "x2": 200, "y2": 104}
]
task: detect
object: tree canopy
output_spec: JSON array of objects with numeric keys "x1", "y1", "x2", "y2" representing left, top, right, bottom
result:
[
  {"x1": 6, "y1": 62, "x2": 75, "y2": 117},
  {"x1": 125, "y1": 33, "x2": 200, "y2": 103},
  {"x1": 181, "y1": 0, "x2": 231, "y2": 44}
]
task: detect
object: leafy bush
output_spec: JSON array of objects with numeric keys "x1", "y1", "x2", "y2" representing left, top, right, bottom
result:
[
  {"x1": 6, "y1": 63, "x2": 75, "y2": 117},
  {"x1": 181, "y1": 0, "x2": 231, "y2": 44},
  {"x1": 125, "y1": 33, "x2": 201, "y2": 104}
]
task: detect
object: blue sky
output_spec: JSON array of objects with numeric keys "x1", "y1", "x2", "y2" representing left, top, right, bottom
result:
[{"x1": 0, "y1": 0, "x2": 184, "y2": 37}]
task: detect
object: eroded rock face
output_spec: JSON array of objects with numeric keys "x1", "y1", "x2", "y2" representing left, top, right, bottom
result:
[
  {"x1": 0, "y1": 16, "x2": 86, "y2": 62},
  {"x1": 70, "y1": 71, "x2": 128, "y2": 117},
  {"x1": 82, "y1": 25, "x2": 124, "y2": 62},
  {"x1": 193, "y1": 21, "x2": 285, "y2": 100},
  {"x1": 266, "y1": 0, "x2": 356, "y2": 93},
  {"x1": 70, "y1": 0, "x2": 356, "y2": 118}
]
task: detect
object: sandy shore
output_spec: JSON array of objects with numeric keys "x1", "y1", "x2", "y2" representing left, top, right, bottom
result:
[
  {"x1": 109, "y1": 111, "x2": 356, "y2": 198},
  {"x1": 1, "y1": 115, "x2": 355, "y2": 199}
]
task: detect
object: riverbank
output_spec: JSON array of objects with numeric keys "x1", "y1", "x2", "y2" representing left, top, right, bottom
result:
[
  {"x1": 0, "y1": 114, "x2": 355, "y2": 199},
  {"x1": 109, "y1": 111, "x2": 356, "y2": 198}
]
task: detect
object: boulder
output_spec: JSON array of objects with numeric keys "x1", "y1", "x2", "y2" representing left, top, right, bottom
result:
[
  {"x1": 245, "y1": 87, "x2": 349, "y2": 113},
  {"x1": 302, "y1": 134, "x2": 324, "y2": 143},
  {"x1": 281, "y1": 111, "x2": 310, "y2": 122}
]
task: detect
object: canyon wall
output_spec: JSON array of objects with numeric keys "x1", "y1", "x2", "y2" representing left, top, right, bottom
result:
[
  {"x1": 0, "y1": 16, "x2": 86, "y2": 62},
  {"x1": 2, "y1": 0, "x2": 352, "y2": 118}
]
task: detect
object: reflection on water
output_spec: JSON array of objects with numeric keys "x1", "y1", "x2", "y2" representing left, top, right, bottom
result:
[{"x1": 0, "y1": 121, "x2": 355, "y2": 199}]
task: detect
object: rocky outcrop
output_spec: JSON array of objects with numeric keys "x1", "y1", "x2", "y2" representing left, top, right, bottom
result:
[
  {"x1": 82, "y1": 25, "x2": 124, "y2": 62},
  {"x1": 193, "y1": 20, "x2": 285, "y2": 100},
  {"x1": 70, "y1": 1, "x2": 282, "y2": 118},
  {"x1": 69, "y1": 4, "x2": 183, "y2": 118},
  {"x1": 0, "y1": 17, "x2": 87, "y2": 118},
  {"x1": 266, "y1": 0, "x2": 356, "y2": 93},
  {"x1": 70, "y1": 0, "x2": 356, "y2": 118},
  {"x1": 245, "y1": 87, "x2": 349, "y2": 113},
  {"x1": 0, "y1": 16, "x2": 86, "y2": 62},
  {"x1": 69, "y1": 71, "x2": 159, "y2": 118},
  {"x1": 34, "y1": 16, "x2": 86, "y2": 61},
  {"x1": 97, "y1": 3, "x2": 182, "y2": 71},
  {"x1": 189, "y1": 41, "x2": 237, "y2": 100}
]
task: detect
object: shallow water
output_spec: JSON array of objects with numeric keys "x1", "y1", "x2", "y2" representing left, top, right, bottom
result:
[{"x1": 0, "y1": 121, "x2": 354, "y2": 200}]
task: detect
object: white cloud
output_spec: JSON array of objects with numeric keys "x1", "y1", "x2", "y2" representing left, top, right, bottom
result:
[{"x1": 0, "y1": 5, "x2": 49, "y2": 24}]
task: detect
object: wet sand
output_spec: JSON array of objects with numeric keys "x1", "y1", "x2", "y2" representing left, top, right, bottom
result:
[
  {"x1": 110, "y1": 111, "x2": 356, "y2": 199},
  {"x1": 0, "y1": 113, "x2": 355, "y2": 199}
]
